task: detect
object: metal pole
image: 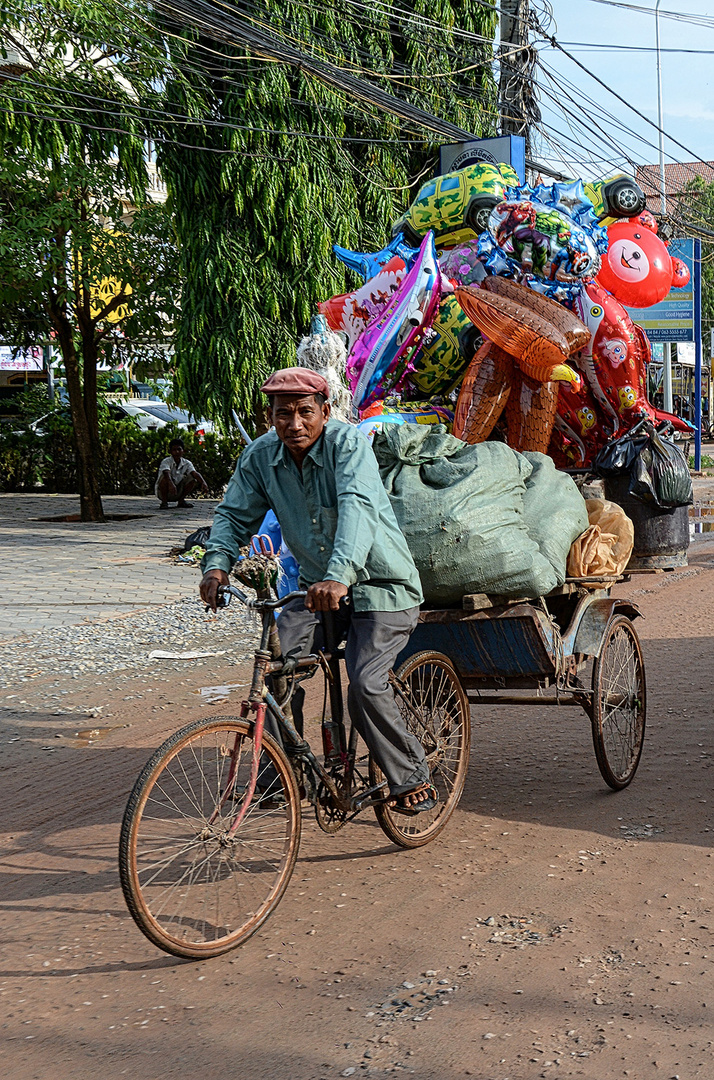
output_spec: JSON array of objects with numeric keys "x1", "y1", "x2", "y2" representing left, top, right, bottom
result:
[
  {"x1": 694, "y1": 237, "x2": 702, "y2": 471},
  {"x1": 231, "y1": 409, "x2": 253, "y2": 444},
  {"x1": 655, "y1": 0, "x2": 674, "y2": 414}
]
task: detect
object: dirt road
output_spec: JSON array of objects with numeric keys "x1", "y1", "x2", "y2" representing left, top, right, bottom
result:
[{"x1": 2, "y1": 543, "x2": 714, "y2": 1080}]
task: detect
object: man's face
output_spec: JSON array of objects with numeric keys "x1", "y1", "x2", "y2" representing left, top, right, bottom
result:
[
  {"x1": 272, "y1": 394, "x2": 330, "y2": 461},
  {"x1": 170, "y1": 445, "x2": 184, "y2": 464}
]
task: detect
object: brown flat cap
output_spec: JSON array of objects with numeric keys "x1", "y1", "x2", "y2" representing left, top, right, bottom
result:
[{"x1": 260, "y1": 367, "x2": 329, "y2": 398}]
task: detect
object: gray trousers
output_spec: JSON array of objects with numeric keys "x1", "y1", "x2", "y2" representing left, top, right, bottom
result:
[{"x1": 268, "y1": 597, "x2": 428, "y2": 793}]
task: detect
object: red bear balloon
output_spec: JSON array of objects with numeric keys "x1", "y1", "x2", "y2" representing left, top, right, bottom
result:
[{"x1": 596, "y1": 210, "x2": 690, "y2": 308}]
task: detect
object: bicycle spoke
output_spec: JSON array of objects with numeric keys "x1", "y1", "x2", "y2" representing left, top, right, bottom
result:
[{"x1": 121, "y1": 718, "x2": 300, "y2": 954}]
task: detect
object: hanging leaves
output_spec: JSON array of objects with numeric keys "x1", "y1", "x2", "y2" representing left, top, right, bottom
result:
[{"x1": 156, "y1": 0, "x2": 498, "y2": 429}]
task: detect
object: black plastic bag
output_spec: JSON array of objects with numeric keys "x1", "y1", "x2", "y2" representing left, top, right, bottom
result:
[
  {"x1": 593, "y1": 433, "x2": 647, "y2": 476},
  {"x1": 636, "y1": 430, "x2": 692, "y2": 508},
  {"x1": 594, "y1": 423, "x2": 692, "y2": 508},
  {"x1": 183, "y1": 525, "x2": 211, "y2": 552}
]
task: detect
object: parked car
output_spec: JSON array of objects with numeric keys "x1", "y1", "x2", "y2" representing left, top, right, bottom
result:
[{"x1": 108, "y1": 401, "x2": 214, "y2": 436}]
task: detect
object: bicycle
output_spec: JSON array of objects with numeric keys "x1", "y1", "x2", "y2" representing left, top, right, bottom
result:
[{"x1": 119, "y1": 584, "x2": 471, "y2": 959}]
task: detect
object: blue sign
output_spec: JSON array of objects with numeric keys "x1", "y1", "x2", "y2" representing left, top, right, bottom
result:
[
  {"x1": 439, "y1": 136, "x2": 526, "y2": 184},
  {"x1": 625, "y1": 238, "x2": 695, "y2": 342}
]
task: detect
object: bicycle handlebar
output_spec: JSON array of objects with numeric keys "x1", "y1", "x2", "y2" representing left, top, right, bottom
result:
[{"x1": 216, "y1": 585, "x2": 307, "y2": 611}]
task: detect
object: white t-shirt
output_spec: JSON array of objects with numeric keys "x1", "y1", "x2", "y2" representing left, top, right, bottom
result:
[{"x1": 155, "y1": 455, "x2": 195, "y2": 495}]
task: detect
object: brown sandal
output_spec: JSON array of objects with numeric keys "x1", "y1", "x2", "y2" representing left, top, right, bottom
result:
[{"x1": 388, "y1": 781, "x2": 439, "y2": 816}]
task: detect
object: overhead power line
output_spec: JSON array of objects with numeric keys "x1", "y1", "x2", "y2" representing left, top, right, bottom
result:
[{"x1": 149, "y1": 0, "x2": 477, "y2": 143}]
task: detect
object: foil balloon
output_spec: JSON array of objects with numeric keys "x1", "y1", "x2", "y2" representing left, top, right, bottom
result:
[
  {"x1": 453, "y1": 341, "x2": 561, "y2": 454},
  {"x1": 550, "y1": 377, "x2": 609, "y2": 467},
  {"x1": 452, "y1": 279, "x2": 589, "y2": 453},
  {"x1": 453, "y1": 342, "x2": 514, "y2": 443},
  {"x1": 332, "y1": 232, "x2": 419, "y2": 282},
  {"x1": 455, "y1": 277, "x2": 587, "y2": 385},
  {"x1": 356, "y1": 411, "x2": 405, "y2": 444},
  {"x1": 318, "y1": 257, "x2": 405, "y2": 350},
  {"x1": 573, "y1": 281, "x2": 641, "y2": 436},
  {"x1": 360, "y1": 399, "x2": 453, "y2": 426},
  {"x1": 409, "y1": 295, "x2": 480, "y2": 397},
  {"x1": 347, "y1": 231, "x2": 441, "y2": 412},
  {"x1": 503, "y1": 375, "x2": 561, "y2": 454},
  {"x1": 488, "y1": 199, "x2": 601, "y2": 281},
  {"x1": 391, "y1": 161, "x2": 521, "y2": 251},
  {"x1": 596, "y1": 211, "x2": 690, "y2": 308},
  {"x1": 439, "y1": 241, "x2": 488, "y2": 288}
]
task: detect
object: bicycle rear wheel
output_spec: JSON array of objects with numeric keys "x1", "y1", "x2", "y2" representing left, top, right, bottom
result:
[
  {"x1": 119, "y1": 715, "x2": 301, "y2": 959},
  {"x1": 370, "y1": 651, "x2": 470, "y2": 848},
  {"x1": 591, "y1": 617, "x2": 646, "y2": 789}
]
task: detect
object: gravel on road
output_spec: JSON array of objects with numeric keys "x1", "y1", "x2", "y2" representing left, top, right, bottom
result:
[{"x1": 0, "y1": 595, "x2": 259, "y2": 689}]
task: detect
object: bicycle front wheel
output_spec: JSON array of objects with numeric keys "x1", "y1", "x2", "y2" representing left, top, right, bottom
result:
[
  {"x1": 370, "y1": 651, "x2": 471, "y2": 849},
  {"x1": 119, "y1": 715, "x2": 301, "y2": 959}
]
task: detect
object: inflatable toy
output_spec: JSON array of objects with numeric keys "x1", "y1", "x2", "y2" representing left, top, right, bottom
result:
[
  {"x1": 318, "y1": 257, "x2": 406, "y2": 350},
  {"x1": 488, "y1": 199, "x2": 602, "y2": 281},
  {"x1": 391, "y1": 161, "x2": 520, "y2": 250},
  {"x1": 455, "y1": 278, "x2": 588, "y2": 385},
  {"x1": 596, "y1": 211, "x2": 690, "y2": 308},
  {"x1": 332, "y1": 233, "x2": 419, "y2": 281},
  {"x1": 409, "y1": 295, "x2": 480, "y2": 397},
  {"x1": 360, "y1": 399, "x2": 453, "y2": 425},
  {"x1": 347, "y1": 231, "x2": 442, "y2": 412}
]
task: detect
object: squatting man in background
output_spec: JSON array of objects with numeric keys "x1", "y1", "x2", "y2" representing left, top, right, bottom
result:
[
  {"x1": 199, "y1": 368, "x2": 436, "y2": 813},
  {"x1": 155, "y1": 438, "x2": 209, "y2": 509}
]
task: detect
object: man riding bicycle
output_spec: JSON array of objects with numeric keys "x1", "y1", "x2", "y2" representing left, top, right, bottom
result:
[{"x1": 199, "y1": 367, "x2": 436, "y2": 814}]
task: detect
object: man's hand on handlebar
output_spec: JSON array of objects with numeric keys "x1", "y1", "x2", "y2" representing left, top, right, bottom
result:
[
  {"x1": 200, "y1": 568, "x2": 229, "y2": 612},
  {"x1": 305, "y1": 579, "x2": 348, "y2": 612}
]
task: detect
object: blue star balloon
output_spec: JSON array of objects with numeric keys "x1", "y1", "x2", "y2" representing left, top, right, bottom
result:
[{"x1": 552, "y1": 179, "x2": 594, "y2": 222}]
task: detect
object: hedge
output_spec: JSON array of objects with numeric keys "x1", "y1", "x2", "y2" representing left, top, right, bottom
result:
[{"x1": 0, "y1": 418, "x2": 244, "y2": 497}]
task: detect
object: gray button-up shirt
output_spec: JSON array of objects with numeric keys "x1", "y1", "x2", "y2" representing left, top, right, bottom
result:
[{"x1": 201, "y1": 419, "x2": 423, "y2": 612}]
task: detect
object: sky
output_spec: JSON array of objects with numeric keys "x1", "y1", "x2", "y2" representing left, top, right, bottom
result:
[{"x1": 531, "y1": 0, "x2": 714, "y2": 180}]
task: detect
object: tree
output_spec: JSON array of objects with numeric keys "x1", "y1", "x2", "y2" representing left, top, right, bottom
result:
[
  {"x1": 0, "y1": 1, "x2": 178, "y2": 520},
  {"x1": 155, "y1": 0, "x2": 499, "y2": 429}
]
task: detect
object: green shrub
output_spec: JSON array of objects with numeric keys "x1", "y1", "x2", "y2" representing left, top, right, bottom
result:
[{"x1": 0, "y1": 417, "x2": 244, "y2": 497}]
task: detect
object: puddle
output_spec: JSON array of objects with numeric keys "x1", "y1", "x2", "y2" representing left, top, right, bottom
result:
[
  {"x1": 74, "y1": 724, "x2": 128, "y2": 746},
  {"x1": 195, "y1": 683, "x2": 247, "y2": 704},
  {"x1": 689, "y1": 503, "x2": 714, "y2": 536}
]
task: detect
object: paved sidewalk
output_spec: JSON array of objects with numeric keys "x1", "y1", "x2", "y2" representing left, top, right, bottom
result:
[{"x1": 0, "y1": 493, "x2": 219, "y2": 637}]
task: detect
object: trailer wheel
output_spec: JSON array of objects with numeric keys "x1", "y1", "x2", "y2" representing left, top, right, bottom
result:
[{"x1": 591, "y1": 616, "x2": 646, "y2": 789}]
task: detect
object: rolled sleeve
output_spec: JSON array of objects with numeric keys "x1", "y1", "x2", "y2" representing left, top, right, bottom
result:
[{"x1": 325, "y1": 434, "x2": 380, "y2": 586}]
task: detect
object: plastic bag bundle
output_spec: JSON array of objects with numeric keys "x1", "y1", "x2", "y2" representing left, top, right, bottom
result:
[
  {"x1": 567, "y1": 499, "x2": 634, "y2": 578},
  {"x1": 594, "y1": 422, "x2": 692, "y2": 509},
  {"x1": 373, "y1": 425, "x2": 567, "y2": 604}
]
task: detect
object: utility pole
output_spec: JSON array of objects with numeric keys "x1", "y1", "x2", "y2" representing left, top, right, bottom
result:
[
  {"x1": 655, "y1": 0, "x2": 674, "y2": 414},
  {"x1": 498, "y1": 0, "x2": 539, "y2": 157}
]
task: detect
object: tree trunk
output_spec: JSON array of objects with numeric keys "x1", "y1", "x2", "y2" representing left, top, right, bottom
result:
[{"x1": 57, "y1": 321, "x2": 104, "y2": 522}]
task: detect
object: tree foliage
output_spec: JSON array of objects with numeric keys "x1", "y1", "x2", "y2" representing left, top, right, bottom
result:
[
  {"x1": 156, "y1": 0, "x2": 499, "y2": 428},
  {"x1": 0, "y1": 0, "x2": 179, "y2": 519}
]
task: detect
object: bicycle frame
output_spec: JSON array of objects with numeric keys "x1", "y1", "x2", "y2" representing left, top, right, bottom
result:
[{"x1": 211, "y1": 586, "x2": 388, "y2": 826}]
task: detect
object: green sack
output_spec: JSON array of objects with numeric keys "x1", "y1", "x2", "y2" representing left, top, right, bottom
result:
[
  {"x1": 521, "y1": 452, "x2": 590, "y2": 586},
  {"x1": 373, "y1": 425, "x2": 559, "y2": 604}
]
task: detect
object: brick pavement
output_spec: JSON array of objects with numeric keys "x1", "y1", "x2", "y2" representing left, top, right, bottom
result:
[
  {"x1": 3, "y1": 473, "x2": 712, "y2": 639},
  {"x1": 0, "y1": 493, "x2": 219, "y2": 637}
]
